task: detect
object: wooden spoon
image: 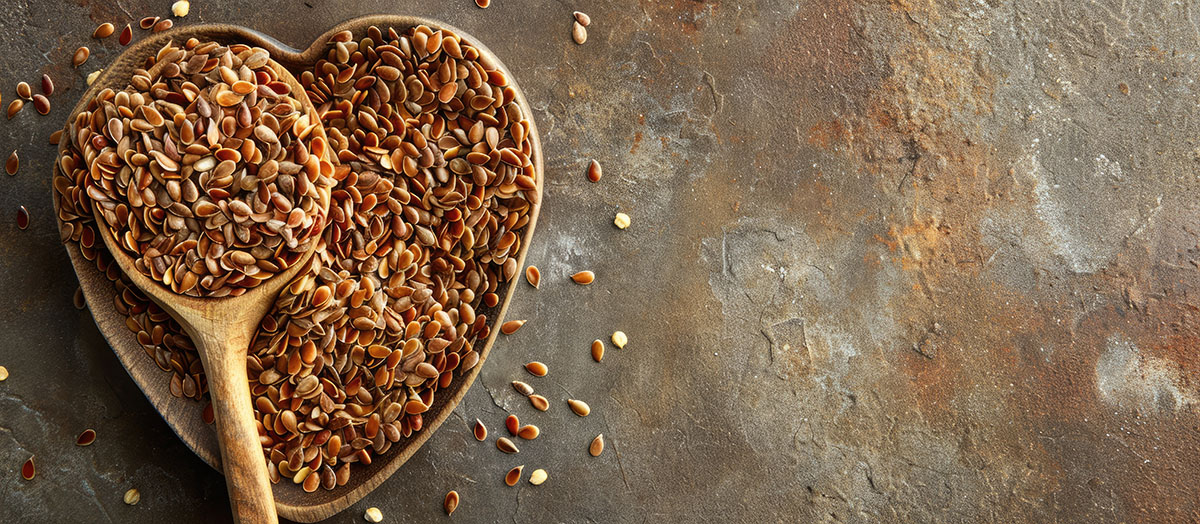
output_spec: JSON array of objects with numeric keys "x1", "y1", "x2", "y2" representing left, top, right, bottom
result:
[{"x1": 56, "y1": 16, "x2": 542, "y2": 523}]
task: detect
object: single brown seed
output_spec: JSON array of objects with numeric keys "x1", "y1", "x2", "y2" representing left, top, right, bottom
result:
[
  {"x1": 16, "y1": 206, "x2": 28, "y2": 230},
  {"x1": 153, "y1": 19, "x2": 174, "y2": 33},
  {"x1": 505, "y1": 465, "x2": 524, "y2": 486},
  {"x1": 525, "y1": 361, "x2": 548, "y2": 377},
  {"x1": 16, "y1": 82, "x2": 30, "y2": 99},
  {"x1": 40, "y1": 75, "x2": 53, "y2": 96},
  {"x1": 119, "y1": 24, "x2": 132, "y2": 45},
  {"x1": 497, "y1": 437, "x2": 519, "y2": 453},
  {"x1": 512, "y1": 380, "x2": 533, "y2": 396},
  {"x1": 505, "y1": 414, "x2": 520, "y2": 435},
  {"x1": 476, "y1": 0, "x2": 491, "y2": 7},
  {"x1": 0, "y1": 366, "x2": 7, "y2": 381},
  {"x1": 529, "y1": 394, "x2": 549, "y2": 411},
  {"x1": 571, "y1": 271, "x2": 595, "y2": 285},
  {"x1": 525, "y1": 265, "x2": 540, "y2": 288},
  {"x1": 587, "y1": 159, "x2": 602, "y2": 182},
  {"x1": 444, "y1": 490, "x2": 460, "y2": 516},
  {"x1": 568, "y1": 399, "x2": 591, "y2": 417},
  {"x1": 517, "y1": 424, "x2": 540, "y2": 440},
  {"x1": 76, "y1": 428, "x2": 97, "y2": 446},
  {"x1": 500, "y1": 319, "x2": 527, "y2": 335},
  {"x1": 6, "y1": 150, "x2": 17, "y2": 175},
  {"x1": 49, "y1": 129, "x2": 62, "y2": 145},
  {"x1": 572, "y1": 21, "x2": 587, "y2": 44},
  {"x1": 72, "y1": 46, "x2": 90, "y2": 67},
  {"x1": 21, "y1": 457, "x2": 34, "y2": 480},
  {"x1": 574, "y1": 11, "x2": 592, "y2": 26},
  {"x1": 73, "y1": 286, "x2": 85, "y2": 309},
  {"x1": 590, "y1": 434, "x2": 605, "y2": 456},
  {"x1": 529, "y1": 468, "x2": 547, "y2": 485},
  {"x1": 32, "y1": 94, "x2": 49, "y2": 115},
  {"x1": 6, "y1": 99, "x2": 21, "y2": 119},
  {"x1": 591, "y1": 340, "x2": 604, "y2": 362},
  {"x1": 139, "y1": 16, "x2": 159, "y2": 30},
  {"x1": 123, "y1": 488, "x2": 140, "y2": 505},
  {"x1": 93, "y1": 22, "x2": 115, "y2": 39},
  {"x1": 473, "y1": 419, "x2": 487, "y2": 441}
]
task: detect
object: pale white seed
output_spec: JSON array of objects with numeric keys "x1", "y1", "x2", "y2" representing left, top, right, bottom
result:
[
  {"x1": 364, "y1": 506, "x2": 383, "y2": 522},
  {"x1": 86, "y1": 70, "x2": 102, "y2": 86},
  {"x1": 529, "y1": 468, "x2": 547, "y2": 485},
  {"x1": 612, "y1": 331, "x2": 627, "y2": 349},
  {"x1": 614, "y1": 212, "x2": 631, "y2": 229},
  {"x1": 171, "y1": 0, "x2": 190, "y2": 17},
  {"x1": 123, "y1": 488, "x2": 140, "y2": 505}
]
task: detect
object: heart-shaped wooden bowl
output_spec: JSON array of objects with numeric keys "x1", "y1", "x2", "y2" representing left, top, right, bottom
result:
[{"x1": 53, "y1": 15, "x2": 542, "y2": 522}]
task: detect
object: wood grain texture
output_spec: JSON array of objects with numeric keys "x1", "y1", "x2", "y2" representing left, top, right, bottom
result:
[{"x1": 53, "y1": 15, "x2": 543, "y2": 523}]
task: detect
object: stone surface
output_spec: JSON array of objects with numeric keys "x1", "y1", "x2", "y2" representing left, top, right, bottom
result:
[{"x1": 2, "y1": 0, "x2": 1200, "y2": 522}]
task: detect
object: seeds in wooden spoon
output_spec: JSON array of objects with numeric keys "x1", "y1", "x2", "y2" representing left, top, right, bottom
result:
[
  {"x1": 591, "y1": 339, "x2": 604, "y2": 362},
  {"x1": 16, "y1": 82, "x2": 30, "y2": 99},
  {"x1": 16, "y1": 206, "x2": 29, "y2": 230},
  {"x1": 568, "y1": 399, "x2": 590, "y2": 417},
  {"x1": 0, "y1": 366, "x2": 7, "y2": 381},
  {"x1": 497, "y1": 437, "x2": 519, "y2": 453},
  {"x1": 590, "y1": 434, "x2": 604, "y2": 456},
  {"x1": 21, "y1": 457, "x2": 34, "y2": 480},
  {"x1": 529, "y1": 468, "x2": 547, "y2": 485},
  {"x1": 505, "y1": 465, "x2": 524, "y2": 486},
  {"x1": 473, "y1": 419, "x2": 488, "y2": 441},
  {"x1": 31, "y1": 94, "x2": 49, "y2": 115},
  {"x1": 525, "y1": 265, "x2": 540, "y2": 288},
  {"x1": 76, "y1": 428, "x2": 97, "y2": 446},
  {"x1": 93, "y1": 22, "x2": 115, "y2": 39},
  {"x1": 172, "y1": 0, "x2": 191, "y2": 17},
  {"x1": 587, "y1": 159, "x2": 602, "y2": 182},
  {"x1": 525, "y1": 361, "x2": 547, "y2": 376},
  {"x1": 571, "y1": 271, "x2": 595, "y2": 285},
  {"x1": 517, "y1": 424, "x2": 539, "y2": 440},
  {"x1": 118, "y1": 24, "x2": 132, "y2": 45},
  {"x1": 6, "y1": 150, "x2": 17, "y2": 175},
  {"x1": 364, "y1": 507, "x2": 383, "y2": 523},
  {"x1": 506, "y1": 414, "x2": 520, "y2": 435},
  {"x1": 512, "y1": 380, "x2": 533, "y2": 396},
  {"x1": 6, "y1": 99, "x2": 21, "y2": 119},
  {"x1": 529, "y1": 394, "x2": 549, "y2": 411},
  {"x1": 72, "y1": 46, "x2": 90, "y2": 67},
  {"x1": 612, "y1": 331, "x2": 628, "y2": 348},
  {"x1": 153, "y1": 19, "x2": 174, "y2": 33},
  {"x1": 41, "y1": 75, "x2": 53, "y2": 96},
  {"x1": 574, "y1": 11, "x2": 591, "y2": 26},
  {"x1": 476, "y1": 0, "x2": 490, "y2": 7},
  {"x1": 444, "y1": 490, "x2": 460, "y2": 515},
  {"x1": 614, "y1": 212, "x2": 631, "y2": 229},
  {"x1": 302, "y1": 469, "x2": 320, "y2": 492},
  {"x1": 501, "y1": 320, "x2": 527, "y2": 334},
  {"x1": 572, "y1": 21, "x2": 587, "y2": 44},
  {"x1": 139, "y1": 16, "x2": 159, "y2": 30}
]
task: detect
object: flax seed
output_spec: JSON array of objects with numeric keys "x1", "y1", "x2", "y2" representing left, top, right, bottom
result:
[
  {"x1": 76, "y1": 428, "x2": 97, "y2": 446},
  {"x1": 571, "y1": 271, "x2": 595, "y2": 285},
  {"x1": 93, "y1": 22, "x2": 115, "y2": 39},
  {"x1": 497, "y1": 437, "x2": 519, "y2": 453},
  {"x1": 444, "y1": 490, "x2": 459, "y2": 515},
  {"x1": 72, "y1": 47, "x2": 90, "y2": 67},
  {"x1": 524, "y1": 361, "x2": 547, "y2": 376},
  {"x1": 501, "y1": 320, "x2": 527, "y2": 335},
  {"x1": 590, "y1": 434, "x2": 604, "y2": 456},
  {"x1": 591, "y1": 339, "x2": 604, "y2": 362},
  {"x1": 525, "y1": 265, "x2": 540, "y2": 288},
  {"x1": 529, "y1": 394, "x2": 549, "y2": 411},
  {"x1": 505, "y1": 465, "x2": 524, "y2": 486},
  {"x1": 587, "y1": 159, "x2": 602, "y2": 182},
  {"x1": 568, "y1": 399, "x2": 590, "y2": 417},
  {"x1": 473, "y1": 419, "x2": 487, "y2": 441}
]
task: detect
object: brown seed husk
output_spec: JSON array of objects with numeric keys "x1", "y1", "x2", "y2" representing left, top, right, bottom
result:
[
  {"x1": 512, "y1": 380, "x2": 533, "y2": 396},
  {"x1": 574, "y1": 11, "x2": 592, "y2": 26},
  {"x1": 524, "y1": 361, "x2": 547, "y2": 377},
  {"x1": 505, "y1": 465, "x2": 524, "y2": 486},
  {"x1": 6, "y1": 99, "x2": 21, "y2": 119},
  {"x1": 572, "y1": 21, "x2": 587, "y2": 44},
  {"x1": 153, "y1": 19, "x2": 174, "y2": 33},
  {"x1": 501, "y1": 320, "x2": 527, "y2": 335},
  {"x1": 41, "y1": 75, "x2": 53, "y2": 96},
  {"x1": 476, "y1": 0, "x2": 490, "y2": 7},
  {"x1": 139, "y1": 16, "x2": 159, "y2": 30},
  {"x1": 16, "y1": 82, "x2": 30, "y2": 99},
  {"x1": 473, "y1": 419, "x2": 487, "y2": 441},
  {"x1": 591, "y1": 339, "x2": 604, "y2": 362},
  {"x1": 571, "y1": 271, "x2": 595, "y2": 285},
  {"x1": 32, "y1": 94, "x2": 49, "y2": 115},
  {"x1": 529, "y1": 394, "x2": 549, "y2": 411},
  {"x1": 49, "y1": 129, "x2": 62, "y2": 145},
  {"x1": 587, "y1": 159, "x2": 602, "y2": 182},
  {"x1": 444, "y1": 490, "x2": 460, "y2": 515},
  {"x1": 93, "y1": 22, "x2": 115, "y2": 39},
  {"x1": 22, "y1": 457, "x2": 34, "y2": 480},
  {"x1": 73, "y1": 286, "x2": 86, "y2": 309},
  {"x1": 497, "y1": 436, "x2": 519, "y2": 453},
  {"x1": 506, "y1": 414, "x2": 520, "y2": 435},
  {"x1": 590, "y1": 434, "x2": 604, "y2": 456},
  {"x1": 568, "y1": 399, "x2": 590, "y2": 417},
  {"x1": 6, "y1": 150, "x2": 17, "y2": 175},
  {"x1": 119, "y1": 24, "x2": 132, "y2": 45},
  {"x1": 517, "y1": 424, "x2": 539, "y2": 440},
  {"x1": 72, "y1": 46, "x2": 90, "y2": 67},
  {"x1": 76, "y1": 428, "x2": 97, "y2": 446},
  {"x1": 525, "y1": 265, "x2": 540, "y2": 288}
]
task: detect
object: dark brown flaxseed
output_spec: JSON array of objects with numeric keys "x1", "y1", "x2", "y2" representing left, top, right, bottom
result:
[
  {"x1": 505, "y1": 465, "x2": 523, "y2": 486},
  {"x1": 93, "y1": 22, "x2": 115, "y2": 39},
  {"x1": 587, "y1": 159, "x2": 601, "y2": 182},
  {"x1": 473, "y1": 419, "x2": 487, "y2": 441},
  {"x1": 72, "y1": 46, "x2": 90, "y2": 68},
  {"x1": 32, "y1": 94, "x2": 49, "y2": 115}
]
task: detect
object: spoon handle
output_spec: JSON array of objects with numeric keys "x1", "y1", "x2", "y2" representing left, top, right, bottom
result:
[{"x1": 194, "y1": 329, "x2": 278, "y2": 524}]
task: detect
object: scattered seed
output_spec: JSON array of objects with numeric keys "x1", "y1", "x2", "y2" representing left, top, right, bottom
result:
[
  {"x1": 16, "y1": 206, "x2": 28, "y2": 230},
  {"x1": 119, "y1": 24, "x2": 132, "y2": 45},
  {"x1": 6, "y1": 99, "x2": 21, "y2": 119},
  {"x1": 501, "y1": 320, "x2": 527, "y2": 335},
  {"x1": 202, "y1": 402, "x2": 215, "y2": 425},
  {"x1": 49, "y1": 129, "x2": 62, "y2": 145},
  {"x1": 364, "y1": 507, "x2": 383, "y2": 522},
  {"x1": 529, "y1": 394, "x2": 549, "y2": 411},
  {"x1": 590, "y1": 434, "x2": 604, "y2": 456},
  {"x1": 32, "y1": 94, "x2": 49, "y2": 115},
  {"x1": 571, "y1": 271, "x2": 595, "y2": 285},
  {"x1": 525, "y1": 361, "x2": 547, "y2": 377},
  {"x1": 153, "y1": 19, "x2": 174, "y2": 33},
  {"x1": 172, "y1": 0, "x2": 191, "y2": 17},
  {"x1": 139, "y1": 16, "x2": 159, "y2": 30},
  {"x1": 41, "y1": 75, "x2": 53, "y2": 96},
  {"x1": 76, "y1": 428, "x2": 97, "y2": 446},
  {"x1": 614, "y1": 212, "x2": 631, "y2": 229},
  {"x1": 6, "y1": 150, "x2": 17, "y2": 175},
  {"x1": 0, "y1": 366, "x2": 7, "y2": 381},
  {"x1": 587, "y1": 159, "x2": 602, "y2": 182},
  {"x1": 505, "y1": 465, "x2": 524, "y2": 486},
  {"x1": 473, "y1": 419, "x2": 487, "y2": 441},
  {"x1": 517, "y1": 424, "x2": 539, "y2": 440},
  {"x1": 72, "y1": 46, "x2": 90, "y2": 67},
  {"x1": 574, "y1": 11, "x2": 592, "y2": 26},
  {"x1": 497, "y1": 437, "x2": 519, "y2": 453},
  {"x1": 123, "y1": 488, "x2": 140, "y2": 505},
  {"x1": 475, "y1": 0, "x2": 491, "y2": 7},
  {"x1": 612, "y1": 331, "x2": 628, "y2": 348},
  {"x1": 591, "y1": 339, "x2": 604, "y2": 362},
  {"x1": 86, "y1": 70, "x2": 101, "y2": 85},
  {"x1": 21, "y1": 457, "x2": 34, "y2": 480},
  {"x1": 568, "y1": 399, "x2": 591, "y2": 417},
  {"x1": 529, "y1": 468, "x2": 547, "y2": 485},
  {"x1": 16, "y1": 82, "x2": 30, "y2": 99},
  {"x1": 73, "y1": 286, "x2": 86, "y2": 309},
  {"x1": 512, "y1": 380, "x2": 533, "y2": 396},
  {"x1": 525, "y1": 265, "x2": 540, "y2": 288},
  {"x1": 505, "y1": 414, "x2": 520, "y2": 435},
  {"x1": 572, "y1": 21, "x2": 587, "y2": 44},
  {"x1": 93, "y1": 22, "x2": 115, "y2": 39},
  {"x1": 444, "y1": 490, "x2": 460, "y2": 516}
]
